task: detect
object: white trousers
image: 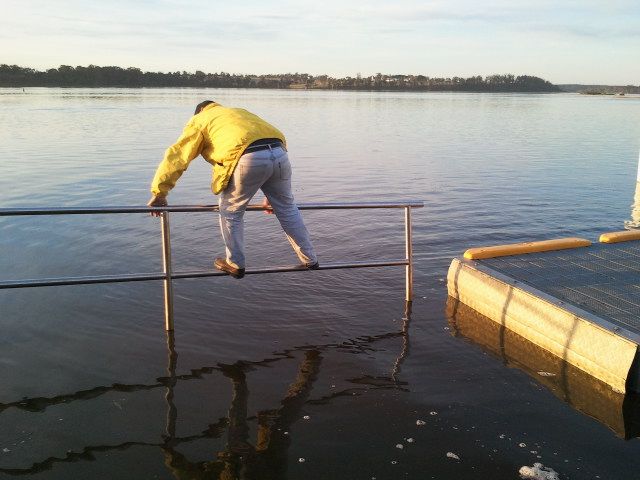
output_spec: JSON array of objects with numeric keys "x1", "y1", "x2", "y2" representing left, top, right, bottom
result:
[{"x1": 219, "y1": 146, "x2": 317, "y2": 269}]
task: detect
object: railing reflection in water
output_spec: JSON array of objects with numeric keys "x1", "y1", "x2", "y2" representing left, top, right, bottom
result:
[{"x1": 0, "y1": 303, "x2": 412, "y2": 478}]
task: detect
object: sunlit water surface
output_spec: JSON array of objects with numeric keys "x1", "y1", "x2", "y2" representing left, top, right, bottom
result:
[{"x1": 1, "y1": 88, "x2": 640, "y2": 479}]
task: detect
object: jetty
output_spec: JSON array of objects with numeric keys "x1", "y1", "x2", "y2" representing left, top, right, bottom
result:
[{"x1": 447, "y1": 232, "x2": 640, "y2": 393}]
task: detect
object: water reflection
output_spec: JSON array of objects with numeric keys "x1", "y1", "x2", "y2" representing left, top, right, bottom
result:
[
  {"x1": 0, "y1": 303, "x2": 411, "y2": 478},
  {"x1": 446, "y1": 296, "x2": 640, "y2": 440},
  {"x1": 162, "y1": 351, "x2": 322, "y2": 480},
  {"x1": 392, "y1": 301, "x2": 412, "y2": 381}
]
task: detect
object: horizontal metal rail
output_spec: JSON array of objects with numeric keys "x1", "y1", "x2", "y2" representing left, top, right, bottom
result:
[
  {"x1": 0, "y1": 201, "x2": 423, "y2": 331},
  {"x1": 0, "y1": 259, "x2": 409, "y2": 289},
  {"x1": 0, "y1": 201, "x2": 423, "y2": 216}
]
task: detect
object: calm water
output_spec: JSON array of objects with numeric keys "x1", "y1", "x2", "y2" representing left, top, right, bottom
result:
[{"x1": 1, "y1": 88, "x2": 640, "y2": 479}]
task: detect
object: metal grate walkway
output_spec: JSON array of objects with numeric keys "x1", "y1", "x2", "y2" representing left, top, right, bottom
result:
[{"x1": 479, "y1": 240, "x2": 640, "y2": 336}]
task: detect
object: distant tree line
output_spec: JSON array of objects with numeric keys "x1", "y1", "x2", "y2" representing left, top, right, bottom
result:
[{"x1": 0, "y1": 64, "x2": 562, "y2": 92}]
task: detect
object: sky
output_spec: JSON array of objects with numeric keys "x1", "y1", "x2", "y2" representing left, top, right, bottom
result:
[{"x1": 1, "y1": 0, "x2": 639, "y2": 85}]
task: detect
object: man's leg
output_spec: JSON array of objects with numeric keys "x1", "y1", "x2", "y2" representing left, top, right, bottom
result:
[
  {"x1": 260, "y1": 150, "x2": 318, "y2": 266},
  {"x1": 219, "y1": 152, "x2": 273, "y2": 269}
]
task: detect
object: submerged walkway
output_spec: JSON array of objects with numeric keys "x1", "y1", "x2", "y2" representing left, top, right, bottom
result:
[{"x1": 448, "y1": 236, "x2": 640, "y2": 393}]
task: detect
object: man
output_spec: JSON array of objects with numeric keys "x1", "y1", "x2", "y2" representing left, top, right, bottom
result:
[{"x1": 148, "y1": 100, "x2": 318, "y2": 279}]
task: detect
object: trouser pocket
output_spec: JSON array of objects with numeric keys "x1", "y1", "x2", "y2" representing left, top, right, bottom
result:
[{"x1": 278, "y1": 160, "x2": 292, "y2": 180}]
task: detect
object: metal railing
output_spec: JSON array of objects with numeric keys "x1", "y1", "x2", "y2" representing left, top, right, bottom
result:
[{"x1": 0, "y1": 201, "x2": 423, "y2": 330}]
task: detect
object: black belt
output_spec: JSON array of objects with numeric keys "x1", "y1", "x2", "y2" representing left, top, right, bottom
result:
[{"x1": 243, "y1": 141, "x2": 285, "y2": 154}]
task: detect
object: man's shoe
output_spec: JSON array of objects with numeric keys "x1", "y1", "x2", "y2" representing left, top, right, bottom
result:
[
  {"x1": 306, "y1": 262, "x2": 320, "y2": 270},
  {"x1": 214, "y1": 258, "x2": 245, "y2": 279}
]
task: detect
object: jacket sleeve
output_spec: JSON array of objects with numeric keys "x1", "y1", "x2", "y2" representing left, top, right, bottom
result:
[{"x1": 150, "y1": 121, "x2": 204, "y2": 196}]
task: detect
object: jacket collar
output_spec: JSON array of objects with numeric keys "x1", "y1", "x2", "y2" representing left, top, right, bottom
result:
[{"x1": 201, "y1": 102, "x2": 220, "y2": 113}]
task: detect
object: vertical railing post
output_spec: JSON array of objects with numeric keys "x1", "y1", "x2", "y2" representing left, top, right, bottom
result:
[
  {"x1": 404, "y1": 206, "x2": 413, "y2": 302},
  {"x1": 161, "y1": 212, "x2": 174, "y2": 331}
]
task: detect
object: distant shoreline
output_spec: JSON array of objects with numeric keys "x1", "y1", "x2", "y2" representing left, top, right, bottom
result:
[
  {"x1": 1, "y1": 64, "x2": 561, "y2": 93},
  {"x1": 3, "y1": 86, "x2": 565, "y2": 94},
  {"x1": 558, "y1": 84, "x2": 640, "y2": 95},
  {"x1": 5, "y1": 64, "x2": 637, "y2": 94}
]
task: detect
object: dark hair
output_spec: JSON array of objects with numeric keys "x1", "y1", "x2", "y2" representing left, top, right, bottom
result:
[{"x1": 194, "y1": 100, "x2": 215, "y2": 115}]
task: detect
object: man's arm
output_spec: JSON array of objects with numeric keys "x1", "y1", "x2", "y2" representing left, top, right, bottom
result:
[
  {"x1": 149, "y1": 121, "x2": 204, "y2": 202},
  {"x1": 261, "y1": 196, "x2": 274, "y2": 215}
]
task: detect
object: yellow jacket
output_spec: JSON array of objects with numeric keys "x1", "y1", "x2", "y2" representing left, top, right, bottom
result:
[{"x1": 150, "y1": 103, "x2": 286, "y2": 195}]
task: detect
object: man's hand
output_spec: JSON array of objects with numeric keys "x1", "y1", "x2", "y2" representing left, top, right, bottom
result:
[
  {"x1": 262, "y1": 197, "x2": 274, "y2": 215},
  {"x1": 147, "y1": 194, "x2": 168, "y2": 217}
]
